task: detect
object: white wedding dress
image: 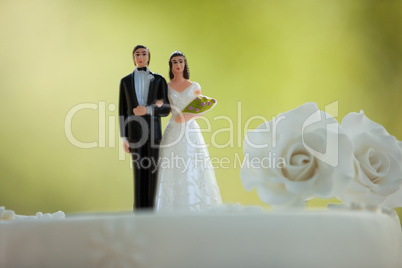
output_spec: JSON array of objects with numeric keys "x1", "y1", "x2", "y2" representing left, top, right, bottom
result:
[{"x1": 155, "y1": 82, "x2": 222, "y2": 211}]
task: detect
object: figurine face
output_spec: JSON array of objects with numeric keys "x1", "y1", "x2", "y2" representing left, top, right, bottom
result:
[
  {"x1": 171, "y1": 56, "x2": 185, "y2": 76},
  {"x1": 133, "y1": 48, "x2": 149, "y2": 67}
]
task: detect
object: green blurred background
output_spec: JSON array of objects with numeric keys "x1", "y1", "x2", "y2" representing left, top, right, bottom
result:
[{"x1": 1, "y1": 0, "x2": 401, "y2": 218}]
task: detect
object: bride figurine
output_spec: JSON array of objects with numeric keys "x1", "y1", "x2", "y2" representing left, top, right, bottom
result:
[{"x1": 154, "y1": 51, "x2": 222, "y2": 212}]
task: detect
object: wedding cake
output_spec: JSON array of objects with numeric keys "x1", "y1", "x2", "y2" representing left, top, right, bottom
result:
[
  {"x1": 1, "y1": 103, "x2": 402, "y2": 268},
  {"x1": 1, "y1": 207, "x2": 401, "y2": 268}
]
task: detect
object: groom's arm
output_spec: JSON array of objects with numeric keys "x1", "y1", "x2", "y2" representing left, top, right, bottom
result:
[
  {"x1": 119, "y1": 78, "x2": 131, "y2": 153},
  {"x1": 119, "y1": 78, "x2": 129, "y2": 139},
  {"x1": 151, "y1": 76, "x2": 170, "y2": 117}
]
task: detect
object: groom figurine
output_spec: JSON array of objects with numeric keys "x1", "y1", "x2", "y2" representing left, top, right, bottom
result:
[{"x1": 119, "y1": 45, "x2": 170, "y2": 210}]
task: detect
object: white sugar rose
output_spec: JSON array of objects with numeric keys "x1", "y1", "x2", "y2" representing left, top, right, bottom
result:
[
  {"x1": 338, "y1": 111, "x2": 402, "y2": 208},
  {"x1": 241, "y1": 102, "x2": 355, "y2": 210}
]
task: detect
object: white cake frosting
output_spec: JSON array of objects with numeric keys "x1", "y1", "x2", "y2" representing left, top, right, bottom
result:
[
  {"x1": 1, "y1": 208, "x2": 401, "y2": 268},
  {"x1": 0, "y1": 206, "x2": 65, "y2": 222}
]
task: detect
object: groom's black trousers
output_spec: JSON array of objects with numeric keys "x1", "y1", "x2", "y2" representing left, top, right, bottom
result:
[{"x1": 130, "y1": 138, "x2": 160, "y2": 211}]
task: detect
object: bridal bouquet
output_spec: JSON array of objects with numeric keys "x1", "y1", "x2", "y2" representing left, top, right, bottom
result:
[
  {"x1": 241, "y1": 102, "x2": 402, "y2": 210},
  {"x1": 182, "y1": 95, "x2": 217, "y2": 114}
]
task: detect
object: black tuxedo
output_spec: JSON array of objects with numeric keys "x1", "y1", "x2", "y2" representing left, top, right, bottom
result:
[{"x1": 119, "y1": 70, "x2": 170, "y2": 210}]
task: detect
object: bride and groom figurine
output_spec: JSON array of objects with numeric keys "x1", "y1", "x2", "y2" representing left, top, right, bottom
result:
[{"x1": 119, "y1": 45, "x2": 222, "y2": 212}]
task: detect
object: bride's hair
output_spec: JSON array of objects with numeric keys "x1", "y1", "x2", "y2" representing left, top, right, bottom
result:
[{"x1": 169, "y1": 51, "x2": 189, "y2": 80}]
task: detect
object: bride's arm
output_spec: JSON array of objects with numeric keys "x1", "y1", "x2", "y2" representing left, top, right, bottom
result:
[{"x1": 175, "y1": 113, "x2": 203, "y2": 123}]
